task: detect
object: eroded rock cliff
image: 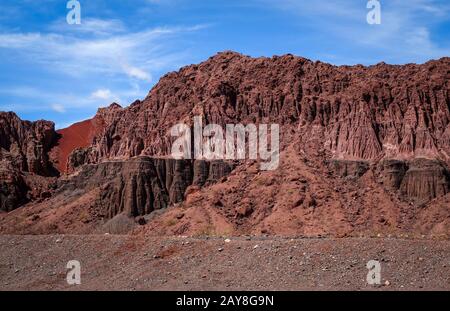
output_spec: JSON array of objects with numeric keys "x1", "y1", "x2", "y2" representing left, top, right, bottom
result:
[
  {"x1": 0, "y1": 112, "x2": 58, "y2": 212},
  {"x1": 67, "y1": 52, "x2": 450, "y2": 169},
  {"x1": 1, "y1": 52, "x2": 449, "y2": 236},
  {"x1": 58, "y1": 157, "x2": 235, "y2": 219}
]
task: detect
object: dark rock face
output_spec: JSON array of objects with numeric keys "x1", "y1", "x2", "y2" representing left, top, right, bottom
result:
[
  {"x1": 0, "y1": 164, "x2": 27, "y2": 212},
  {"x1": 66, "y1": 147, "x2": 97, "y2": 173},
  {"x1": 376, "y1": 158, "x2": 450, "y2": 204},
  {"x1": 377, "y1": 160, "x2": 408, "y2": 190},
  {"x1": 0, "y1": 112, "x2": 58, "y2": 176},
  {"x1": 330, "y1": 158, "x2": 449, "y2": 204},
  {"x1": 400, "y1": 159, "x2": 449, "y2": 204},
  {"x1": 0, "y1": 112, "x2": 58, "y2": 212},
  {"x1": 57, "y1": 157, "x2": 235, "y2": 219},
  {"x1": 328, "y1": 160, "x2": 369, "y2": 178}
]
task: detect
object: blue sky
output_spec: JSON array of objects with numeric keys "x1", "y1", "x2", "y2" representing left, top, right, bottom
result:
[{"x1": 0, "y1": 0, "x2": 449, "y2": 128}]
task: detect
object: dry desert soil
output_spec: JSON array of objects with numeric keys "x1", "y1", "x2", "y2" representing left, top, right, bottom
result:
[{"x1": 0, "y1": 235, "x2": 449, "y2": 291}]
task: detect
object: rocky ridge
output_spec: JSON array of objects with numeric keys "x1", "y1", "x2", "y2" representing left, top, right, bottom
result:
[
  {"x1": 0, "y1": 51, "x2": 449, "y2": 237},
  {"x1": 66, "y1": 52, "x2": 450, "y2": 168}
]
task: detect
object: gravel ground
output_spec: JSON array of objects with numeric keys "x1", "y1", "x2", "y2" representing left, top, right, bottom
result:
[{"x1": 0, "y1": 235, "x2": 449, "y2": 291}]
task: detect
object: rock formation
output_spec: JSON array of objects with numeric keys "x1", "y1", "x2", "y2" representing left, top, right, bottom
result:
[
  {"x1": 0, "y1": 162, "x2": 27, "y2": 212},
  {"x1": 0, "y1": 51, "x2": 449, "y2": 237},
  {"x1": 0, "y1": 112, "x2": 58, "y2": 176},
  {"x1": 0, "y1": 112, "x2": 58, "y2": 212},
  {"x1": 399, "y1": 159, "x2": 449, "y2": 205},
  {"x1": 57, "y1": 157, "x2": 235, "y2": 219},
  {"x1": 65, "y1": 52, "x2": 450, "y2": 169}
]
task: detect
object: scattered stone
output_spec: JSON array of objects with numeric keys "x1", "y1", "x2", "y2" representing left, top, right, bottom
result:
[
  {"x1": 136, "y1": 217, "x2": 146, "y2": 226},
  {"x1": 176, "y1": 213, "x2": 185, "y2": 220}
]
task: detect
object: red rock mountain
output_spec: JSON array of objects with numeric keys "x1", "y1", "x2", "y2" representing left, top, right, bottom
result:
[
  {"x1": 52, "y1": 119, "x2": 95, "y2": 173},
  {"x1": 0, "y1": 51, "x2": 449, "y2": 237}
]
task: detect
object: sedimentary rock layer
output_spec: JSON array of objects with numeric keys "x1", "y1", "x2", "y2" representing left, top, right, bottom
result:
[{"x1": 56, "y1": 157, "x2": 235, "y2": 219}]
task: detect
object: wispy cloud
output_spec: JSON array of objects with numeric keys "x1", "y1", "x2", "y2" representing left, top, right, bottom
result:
[
  {"x1": 51, "y1": 103, "x2": 66, "y2": 113},
  {"x1": 48, "y1": 18, "x2": 127, "y2": 36},
  {"x1": 0, "y1": 25, "x2": 203, "y2": 81},
  {"x1": 122, "y1": 63, "x2": 152, "y2": 82},
  {"x1": 0, "y1": 18, "x2": 208, "y2": 117},
  {"x1": 91, "y1": 88, "x2": 119, "y2": 102},
  {"x1": 0, "y1": 85, "x2": 138, "y2": 114},
  {"x1": 257, "y1": 0, "x2": 450, "y2": 64}
]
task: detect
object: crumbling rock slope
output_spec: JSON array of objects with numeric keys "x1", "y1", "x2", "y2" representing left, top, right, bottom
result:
[
  {"x1": 61, "y1": 157, "x2": 234, "y2": 219},
  {"x1": 0, "y1": 52, "x2": 449, "y2": 237},
  {"x1": 0, "y1": 157, "x2": 234, "y2": 234}
]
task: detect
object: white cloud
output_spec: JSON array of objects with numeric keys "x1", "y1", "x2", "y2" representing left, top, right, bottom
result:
[
  {"x1": 48, "y1": 18, "x2": 127, "y2": 36},
  {"x1": 91, "y1": 89, "x2": 113, "y2": 100},
  {"x1": 122, "y1": 64, "x2": 152, "y2": 81},
  {"x1": 90, "y1": 88, "x2": 120, "y2": 103},
  {"x1": 0, "y1": 23, "x2": 206, "y2": 82},
  {"x1": 0, "y1": 85, "x2": 142, "y2": 114},
  {"x1": 51, "y1": 103, "x2": 66, "y2": 113},
  {"x1": 258, "y1": 0, "x2": 450, "y2": 64}
]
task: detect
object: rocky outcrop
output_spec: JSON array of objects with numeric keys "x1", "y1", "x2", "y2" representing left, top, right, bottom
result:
[
  {"x1": 400, "y1": 159, "x2": 449, "y2": 204},
  {"x1": 50, "y1": 103, "x2": 124, "y2": 174},
  {"x1": 0, "y1": 112, "x2": 58, "y2": 176},
  {"x1": 330, "y1": 158, "x2": 449, "y2": 204},
  {"x1": 377, "y1": 159, "x2": 408, "y2": 191},
  {"x1": 0, "y1": 163, "x2": 27, "y2": 212},
  {"x1": 0, "y1": 112, "x2": 59, "y2": 212},
  {"x1": 57, "y1": 157, "x2": 235, "y2": 219},
  {"x1": 376, "y1": 158, "x2": 450, "y2": 204},
  {"x1": 66, "y1": 147, "x2": 98, "y2": 173},
  {"x1": 329, "y1": 157, "x2": 450, "y2": 205},
  {"x1": 328, "y1": 160, "x2": 369, "y2": 178}
]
